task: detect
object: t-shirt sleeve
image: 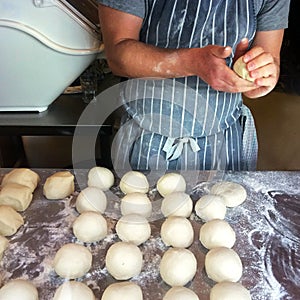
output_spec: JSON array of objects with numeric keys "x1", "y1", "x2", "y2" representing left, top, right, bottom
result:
[
  {"x1": 97, "y1": 0, "x2": 145, "y2": 19},
  {"x1": 257, "y1": 0, "x2": 290, "y2": 31}
]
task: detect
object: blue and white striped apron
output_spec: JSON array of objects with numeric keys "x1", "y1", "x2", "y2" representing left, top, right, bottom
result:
[{"x1": 111, "y1": 0, "x2": 258, "y2": 172}]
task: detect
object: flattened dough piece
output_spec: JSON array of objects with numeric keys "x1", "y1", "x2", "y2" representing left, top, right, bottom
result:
[
  {"x1": 43, "y1": 171, "x2": 75, "y2": 200},
  {"x1": 233, "y1": 56, "x2": 255, "y2": 82},
  {"x1": 0, "y1": 183, "x2": 33, "y2": 211},
  {"x1": 0, "y1": 205, "x2": 24, "y2": 236},
  {"x1": 210, "y1": 181, "x2": 247, "y2": 207},
  {"x1": 1, "y1": 168, "x2": 40, "y2": 192},
  {"x1": 0, "y1": 235, "x2": 9, "y2": 260}
]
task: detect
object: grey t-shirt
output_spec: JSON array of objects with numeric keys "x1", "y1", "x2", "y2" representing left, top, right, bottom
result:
[{"x1": 97, "y1": 0, "x2": 290, "y2": 31}]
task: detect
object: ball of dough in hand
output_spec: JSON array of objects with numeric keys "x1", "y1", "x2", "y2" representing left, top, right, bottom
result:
[
  {"x1": 121, "y1": 192, "x2": 152, "y2": 218},
  {"x1": 101, "y1": 282, "x2": 143, "y2": 300},
  {"x1": 53, "y1": 243, "x2": 92, "y2": 279},
  {"x1": 53, "y1": 281, "x2": 95, "y2": 300},
  {"x1": 87, "y1": 166, "x2": 114, "y2": 191},
  {"x1": 161, "y1": 192, "x2": 193, "y2": 218},
  {"x1": 116, "y1": 214, "x2": 151, "y2": 245},
  {"x1": 233, "y1": 56, "x2": 255, "y2": 82},
  {"x1": 194, "y1": 194, "x2": 226, "y2": 222},
  {"x1": 205, "y1": 247, "x2": 243, "y2": 283},
  {"x1": 160, "y1": 248, "x2": 197, "y2": 287},
  {"x1": 0, "y1": 279, "x2": 38, "y2": 300},
  {"x1": 210, "y1": 181, "x2": 247, "y2": 207},
  {"x1": 210, "y1": 282, "x2": 251, "y2": 300},
  {"x1": 119, "y1": 171, "x2": 149, "y2": 194},
  {"x1": 161, "y1": 216, "x2": 194, "y2": 248},
  {"x1": 1, "y1": 168, "x2": 40, "y2": 192},
  {"x1": 73, "y1": 211, "x2": 108, "y2": 243},
  {"x1": 105, "y1": 242, "x2": 143, "y2": 280},
  {"x1": 43, "y1": 171, "x2": 74, "y2": 200},
  {"x1": 163, "y1": 286, "x2": 199, "y2": 300},
  {"x1": 157, "y1": 173, "x2": 186, "y2": 196},
  {"x1": 199, "y1": 219, "x2": 236, "y2": 249},
  {"x1": 76, "y1": 186, "x2": 107, "y2": 214},
  {"x1": 0, "y1": 205, "x2": 24, "y2": 236}
]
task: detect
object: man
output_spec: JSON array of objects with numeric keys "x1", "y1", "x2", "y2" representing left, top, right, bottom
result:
[{"x1": 97, "y1": 0, "x2": 290, "y2": 171}]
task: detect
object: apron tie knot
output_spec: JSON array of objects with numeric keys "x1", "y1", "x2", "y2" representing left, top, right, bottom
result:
[{"x1": 163, "y1": 137, "x2": 200, "y2": 161}]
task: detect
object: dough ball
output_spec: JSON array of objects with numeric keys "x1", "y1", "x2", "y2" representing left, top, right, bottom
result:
[
  {"x1": 101, "y1": 282, "x2": 143, "y2": 300},
  {"x1": 0, "y1": 279, "x2": 38, "y2": 300},
  {"x1": 160, "y1": 248, "x2": 197, "y2": 287},
  {"x1": 76, "y1": 186, "x2": 107, "y2": 214},
  {"x1": 194, "y1": 195, "x2": 226, "y2": 222},
  {"x1": 105, "y1": 241, "x2": 143, "y2": 280},
  {"x1": 163, "y1": 286, "x2": 199, "y2": 300},
  {"x1": 53, "y1": 243, "x2": 92, "y2": 279},
  {"x1": 43, "y1": 171, "x2": 74, "y2": 200},
  {"x1": 87, "y1": 166, "x2": 114, "y2": 191},
  {"x1": 121, "y1": 192, "x2": 152, "y2": 218},
  {"x1": 119, "y1": 171, "x2": 149, "y2": 194},
  {"x1": 161, "y1": 216, "x2": 194, "y2": 248},
  {"x1": 161, "y1": 192, "x2": 193, "y2": 218},
  {"x1": 233, "y1": 56, "x2": 255, "y2": 82},
  {"x1": 205, "y1": 247, "x2": 243, "y2": 283},
  {"x1": 157, "y1": 173, "x2": 186, "y2": 197},
  {"x1": 116, "y1": 214, "x2": 151, "y2": 246},
  {"x1": 199, "y1": 219, "x2": 236, "y2": 249},
  {"x1": 210, "y1": 181, "x2": 247, "y2": 207},
  {"x1": 73, "y1": 211, "x2": 108, "y2": 243},
  {"x1": 53, "y1": 281, "x2": 95, "y2": 300},
  {"x1": 0, "y1": 205, "x2": 24, "y2": 236},
  {"x1": 1, "y1": 168, "x2": 40, "y2": 192},
  {"x1": 0, "y1": 183, "x2": 33, "y2": 211},
  {"x1": 0, "y1": 235, "x2": 9, "y2": 260},
  {"x1": 210, "y1": 282, "x2": 251, "y2": 300}
]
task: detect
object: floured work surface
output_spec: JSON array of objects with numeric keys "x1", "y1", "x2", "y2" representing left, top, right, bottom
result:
[{"x1": 0, "y1": 169, "x2": 299, "y2": 299}]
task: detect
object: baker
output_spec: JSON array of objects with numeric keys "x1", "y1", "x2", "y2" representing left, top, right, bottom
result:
[{"x1": 97, "y1": 0, "x2": 290, "y2": 171}]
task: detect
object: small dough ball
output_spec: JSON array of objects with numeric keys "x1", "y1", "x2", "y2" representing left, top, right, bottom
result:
[
  {"x1": 105, "y1": 241, "x2": 143, "y2": 280},
  {"x1": 53, "y1": 281, "x2": 95, "y2": 300},
  {"x1": 160, "y1": 248, "x2": 197, "y2": 287},
  {"x1": 199, "y1": 219, "x2": 236, "y2": 249},
  {"x1": 116, "y1": 214, "x2": 151, "y2": 246},
  {"x1": 233, "y1": 56, "x2": 255, "y2": 82},
  {"x1": 120, "y1": 171, "x2": 149, "y2": 194},
  {"x1": 210, "y1": 181, "x2": 247, "y2": 207},
  {"x1": 205, "y1": 247, "x2": 243, "y2": 283},
  {"x1": 157, "y1": 173, "x2": 186, "y2": 197},
  {"x1": 87, "y1": 166, "x2": 114, "y2": 191},
  {"x1": 161, "y1": 192, "x2": 193, "y2": 218},
  {"x1": 163, "y1": 286, "x2": 199, "y2": 300},
  {"x1": 161, "y1": 216, "x2": 194, "y2": 248},
  {"x1": 53, "y1": 243, "x2": 92, "y2": 279},
  {"x1": 73, "y1": 211, "x2": 108, "y2": 243},
  {"x1": 0, "y1": 235, "x2": 9, "y2": 260},
  {"x1": 0, "y1": 183, "x2": 33, "y2": 211},
  {"x1": 210, "y1": 282, "x2": 251, "y2": 300},
  {"x1": 1, "y1": 168, "x2": 40, "y2": 192},
  {"x1": 0, "y1": 279, "x2": 38, "y2": 300},
  {"x1": 101, "y1": 282, "x2": 143, "y2": 300},
  {"x1": 43, "y1": 171, "x2": 74, "y2": 200},
  {"x1": 0, "y1": 205, "x2": 24, "y2": 236},
  {"x1": 194, "y1": 194, "x2": 226, "y2": 222},
  {"x1": 121, "y1": 192, "x2": 152, "y2": 218},
  {"x1": 76, "y1": 186, "x2": 107, "y2": 214}
]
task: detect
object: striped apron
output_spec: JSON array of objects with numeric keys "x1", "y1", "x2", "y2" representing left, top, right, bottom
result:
[{"x1": 111, "y1": 0, "x2": 258, "y2": 172}]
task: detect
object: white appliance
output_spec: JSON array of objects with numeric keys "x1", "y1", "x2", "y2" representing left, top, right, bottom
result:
[{"x1": 0, "y1": 0, "x2": 103, "y2": 112}]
